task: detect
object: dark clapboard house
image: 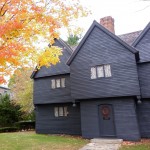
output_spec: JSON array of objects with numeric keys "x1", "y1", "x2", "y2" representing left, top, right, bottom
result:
[{"x1": 31, "y1": 16, "x2": 150, "y2": 141}]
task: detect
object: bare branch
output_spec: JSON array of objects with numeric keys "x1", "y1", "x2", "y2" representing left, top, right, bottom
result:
[{"x1": 136, "y1": 4, "x2": 150, "y2": 12}]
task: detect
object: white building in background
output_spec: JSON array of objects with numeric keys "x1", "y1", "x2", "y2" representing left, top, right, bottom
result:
[{"x1": 0, "y1": 86, "x2": 11, "y2": 98}]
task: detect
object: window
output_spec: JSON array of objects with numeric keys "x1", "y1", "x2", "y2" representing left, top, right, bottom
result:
[
  {"x1": 54, "y1": 106, "x2": 68, "y2": 117},
  {"x1": 51, "y1": 79, "x2": 55, "y2": 89},
  {"x1": 56, "y1": 79, "x2": 61, "y2": 88},
  {"x1": 51, "y1": 78, "x2": 66, "y2": 89},
  {"x1": 97, "y1": 66, "x2": 104, "y2": 78},
  {"x1": 91, "y1": 67, "x2": 96, "y2": 79},
  {"x1": 91, "y1": 64, "x2": 111, "y2": 79},
  {"x1": 61, "y1": 78, "x2": 65, "y2": 88},
  {"x1": 104, "y1": 64, "x2": 111, "y2": 77}
]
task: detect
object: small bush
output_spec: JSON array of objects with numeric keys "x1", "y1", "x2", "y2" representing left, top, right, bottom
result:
[
  {"x1": 0, "y1": 127, "x2": 18, "y2": 133},
  {"x1": 15, "y1": 121, "x2": 35, "y2": 131}
]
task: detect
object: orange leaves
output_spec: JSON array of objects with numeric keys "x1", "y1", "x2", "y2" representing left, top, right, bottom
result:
[
  {"x1": 0, "y1": 76, "x2": 6, "y2": 84},
  {"x1": 0, "y1": 0, "x2": 90, "y2": 84}
]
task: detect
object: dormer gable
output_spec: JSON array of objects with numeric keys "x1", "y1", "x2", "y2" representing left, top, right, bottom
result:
[{"x1": 31, "y1": 39, "x2": 73, "y2": 79}]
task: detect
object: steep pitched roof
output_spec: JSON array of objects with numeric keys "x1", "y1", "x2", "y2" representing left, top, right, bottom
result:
[
  {"x1": 67, "y1": 20, "x2": 139, "y2": 65},
  {"x1": 31, "y1": 38, "x2": 73, "y2": 79},
  {"x1": 132, "y1": 22, "x2": 150, "y2": 47},
  {"x1": 118, "y1": 31, "x2": 142, "y2": 45}
]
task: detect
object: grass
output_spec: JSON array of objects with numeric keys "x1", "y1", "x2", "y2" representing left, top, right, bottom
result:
[
  {"x1": 0, "y1": 131, "x2": 89, "y2": 150},
  {"x1": 120, "y1": 139, "x2": 150, "y2": 150},
  {"x1": 120, "y1": 144, "x2": 150, "y2": 150}
]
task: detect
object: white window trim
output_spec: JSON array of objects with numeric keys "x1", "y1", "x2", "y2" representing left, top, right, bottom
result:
[
  {"x1": 54, "y1": 106, "x2": 68, "y2": 117},
  {"x1": 51, "y1": 78, "x2": 66, "y2": 89},
  {"x1": 90, "y1": 64, "x2": 112, "y2": 79},
  {"x1": 51, "y1": 79, "x2": 56, "y2": 89},
  {"x1": 91, "y1": 67, "x2": 96, "y2": 79},
  {"x1": 104, "y1": 64, "x2": 111, "y2": 77}
]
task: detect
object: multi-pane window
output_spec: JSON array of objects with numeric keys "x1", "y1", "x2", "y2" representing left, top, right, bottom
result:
[
  {"x1": 54, "y1": 106, "x2": 68, "y2": 117},
  {"x1": 51, "y1": 78, "x2": 65, "y2": 89},
  {"x1": 91, "y1": 64, "x2": 111, "y2": 79},
  {"x1": 97, "y1": 66, "x2": 104, "y2": 78},
  {"x1": 104, "y1": 64, "x2": 111, "y2": 77},
  {"x1": 91, "y1": 67, "x2": 96, "y2": 79}
]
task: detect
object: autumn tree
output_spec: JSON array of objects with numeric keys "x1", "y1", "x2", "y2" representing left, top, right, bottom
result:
[
  {"x1": 9, "y1": 68, "x2": 33, "y2": 117},
  {"x1": 0, "y1": 0, "x2": 89, "y2": 83}
]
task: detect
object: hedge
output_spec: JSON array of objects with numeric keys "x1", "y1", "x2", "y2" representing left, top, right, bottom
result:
[
  {"x1": 0, "y1": 121, "x2": 35, "y2": 133},
  {"x1": 0, "y1": 127, "x2": 18, "y2": 133},
  {"x1": 15, "y1": 121, "x2": 35, "y2": 131}
]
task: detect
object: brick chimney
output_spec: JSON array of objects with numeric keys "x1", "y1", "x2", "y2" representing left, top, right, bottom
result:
[{"x1": 100, "y1": 16, "x2": 115, "y2": 34}]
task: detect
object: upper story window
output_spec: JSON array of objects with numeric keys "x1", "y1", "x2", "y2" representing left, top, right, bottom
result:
[
  {"x1": 91, "y1": 64, "x2": 111, "y2": 79},
  {"x1": 51, "y1": 78, "x2": 66, "y2": 89},
  {"x1": 54, "y1": 106, "x2": 68, "y2": 117}
]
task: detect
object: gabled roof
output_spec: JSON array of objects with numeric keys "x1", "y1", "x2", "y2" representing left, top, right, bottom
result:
[
  {"x1": 132, "y1": 22, "x2": 150, "y2": 47},
  {"x1": 31, "y1": 38, "x2": 73, "y2": 79},
  {"x1": 67, "y1": 20, "x2": 139, "y2": 65},
  {"x1": 118, "y1": 31, "x2": 142, "y2": 45},
  {"x1": 55, "y1": 38, "x2": 73, "y2": 54}
]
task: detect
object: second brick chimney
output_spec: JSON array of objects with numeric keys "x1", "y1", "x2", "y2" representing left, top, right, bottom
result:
[{"x1": 100, "y1": 16, "x2": 115, "y2": 34}]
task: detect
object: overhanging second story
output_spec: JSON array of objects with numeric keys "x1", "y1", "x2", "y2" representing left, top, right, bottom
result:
[
  {"x1": 31, "y1": 39, "x2": 73, "y2": 104},
  {"x1": 67, "y1": 20, "x2": 141, "y2": 100}
]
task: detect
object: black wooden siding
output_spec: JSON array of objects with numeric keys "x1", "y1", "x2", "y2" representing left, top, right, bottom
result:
[
  {"x1": 34, "y1": 39, "x2": 72, "y2": 78},
  {"x1": 137, "y1": 99, "x2": 150, "y2": 138},
  {"x1": 80, "y1": 97, "x2": 140, "y2": 141},
  {"x1": 33, "y1": 74, "x2": 72, "y2": 104},
  {"x1": 138, "y1": 62, "x2": 150, "y2": 98},
  {"x1": 134, "y1": 28, "x2": 150, "y2": 62},
  {"x1": 35, "y1": 103, "x2": 81, "y2": 135},
  {"x1": 70, "y1": 27, "x2": 140, "y2": 99}
]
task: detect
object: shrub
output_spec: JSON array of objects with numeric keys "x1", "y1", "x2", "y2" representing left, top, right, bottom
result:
[
  {"x1": 0, "y1": 127, "x2": 18, "y2": 133},
  {"x1": 15, "y1": 121, "x2": 35, "y2": 131},
  {"x1": 0, "y1": 94, "x2": 23, "y2": 127}
]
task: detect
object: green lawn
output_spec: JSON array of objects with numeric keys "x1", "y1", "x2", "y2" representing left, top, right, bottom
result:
[{"x1": 0, "y1": 131, "x2": 89, "y2": 150}]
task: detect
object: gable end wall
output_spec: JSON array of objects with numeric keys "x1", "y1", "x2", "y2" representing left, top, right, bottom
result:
[{"x1": 70, "y1": 26, "x2": 140, "y2": 99}]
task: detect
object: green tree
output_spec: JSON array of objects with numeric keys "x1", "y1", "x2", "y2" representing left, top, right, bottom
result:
[
  {"x1": 67, "y1": 34, "x2": 80, "y2": 46},
  {"x1": 0, "y1": 94, "x2": 23, "y2": 127}
]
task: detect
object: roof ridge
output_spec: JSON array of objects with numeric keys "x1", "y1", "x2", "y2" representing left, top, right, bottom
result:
[
  {"x1": 132, "y1": 22, "x2": 150, "y2": 47},
  {"x1": 118, "y1": 30, "x2": 142, "y2": 36},
  {"x1": 67, "y1": 20, "x2": 139, "y2": 65},
  {"x1": 58, "y1": 38, "x2": 73, "y2": 54}
]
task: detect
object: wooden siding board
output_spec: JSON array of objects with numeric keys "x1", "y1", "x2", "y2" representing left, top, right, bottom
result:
[
  {"x1": 134, "y1": 28, "x2": 150, "y2": 62},
  {"x1": 33, "y1": 74, "x2": 72, "y2": 104},
  {"x1": 80, "y1": 97, "x2": 140, "y2": 140},
  {"x1": 35, "y1": 103, "x2": 81, "y2": 135},
  {"x1": 137, "y1": 100, "x2": 150, "y2": 138},
  {"x1": 67, "y1": 21, "x2": 139, "y2": 65},
  {"x1": 70, "y1": 26, "x2": 140, "y2": 99},
  {"x1": 138, "y1": 63, "x2": 150, "y2": 98}
]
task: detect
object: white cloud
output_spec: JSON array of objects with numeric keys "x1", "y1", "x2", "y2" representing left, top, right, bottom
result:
[{"x1": 60, "y1": 0, "x2": 150, "y2": 38}]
